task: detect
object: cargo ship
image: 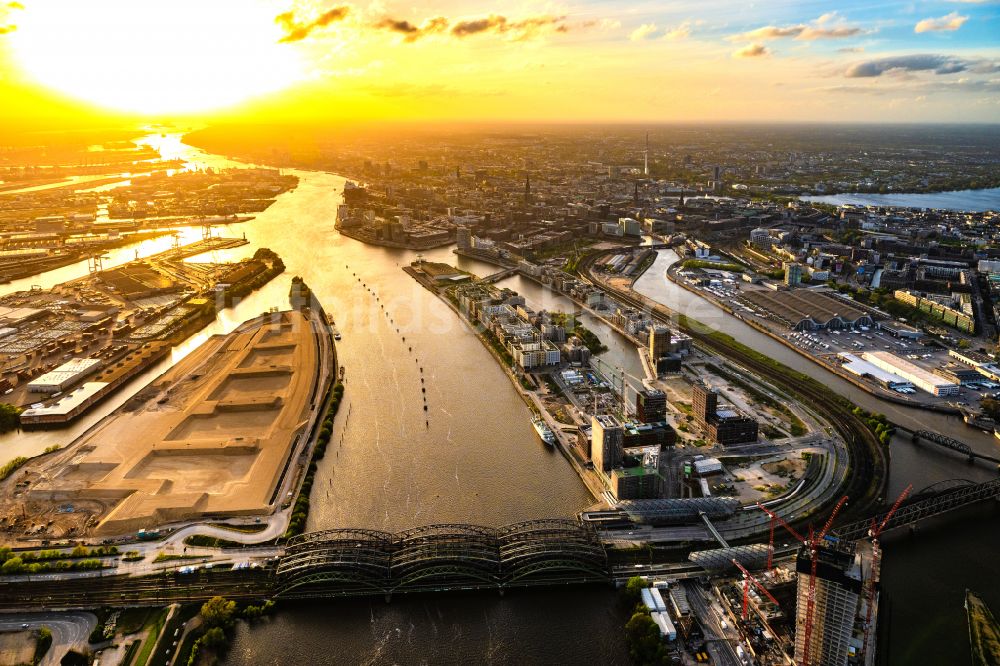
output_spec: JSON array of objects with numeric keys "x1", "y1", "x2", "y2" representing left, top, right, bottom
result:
[{"x1": 531, "y1": 417, "x2": 555, "y2": 446}]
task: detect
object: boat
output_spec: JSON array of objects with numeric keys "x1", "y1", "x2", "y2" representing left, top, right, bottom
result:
[{"x1": 531, "y1": 417, "x2": 556, "y2": 446}]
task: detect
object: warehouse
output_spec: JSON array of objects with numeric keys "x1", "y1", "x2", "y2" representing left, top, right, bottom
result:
[
  {"x1": 741, "y1": 289, "x2": 876, "y2": 331},
  {"x1": 838, "y1": 353, "x2": 914, "y2": 390},
  {"x1": 26, "y1": 358, "x2": 102, "y2": 394},
  {"x1": 861, "y1": 351, "x2": 959, "y2": 396}
]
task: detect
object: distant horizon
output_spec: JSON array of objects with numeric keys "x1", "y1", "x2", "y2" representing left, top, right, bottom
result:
[{"x1": 1, "y1": 1, "x2": 998, "y2": 125}]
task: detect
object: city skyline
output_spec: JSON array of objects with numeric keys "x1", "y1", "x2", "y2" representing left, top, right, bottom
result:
[{"x1": 0, "y1": 0, "x2": 998, "y2": 126}]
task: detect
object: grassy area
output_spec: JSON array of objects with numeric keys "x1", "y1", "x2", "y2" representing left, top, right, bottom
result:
[
  {"x1": 681, "y1": 259, "x2": 745, "y2": 273},
  {"x1": 183, "y1": 535, "x2": 246, "y2": 549},
  {"x1": 118, "y1": 608, "x2": 157, "y2": 635},
  {"x1": 119, "y1": 639, "x2": 141, "y2": 666},
  {"x1": 148, "y1": 604, "x2": 200, "y2": 666},
  {"x1": 207, "y1": 522, "x2": 267, "y2": 534},
  {"x1": 133, "y1": 607, "x2": 170, "y2": 666},
  {"x1": 0, "y1": 456, "x2": 28, "y2": 481},
  {"x1": 283, "y1": 380, "x2": 345, "y2": 540},
  {"x1": 152, "y1": 553, "x2": 203, "y2": 564}
]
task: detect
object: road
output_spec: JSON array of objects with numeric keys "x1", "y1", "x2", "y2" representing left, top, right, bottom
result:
[{"x1": 0, "y1": 612, "x2": 96, "y2": 666}]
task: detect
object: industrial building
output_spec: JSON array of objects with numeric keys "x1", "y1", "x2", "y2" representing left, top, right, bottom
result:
[
  {"x1": 837, "y1": 353, "x2": 914, "y2": 390},
  {"x1": 26, "y1": 357, "x2": 102, "y2": 393},
  {"x1": 862, "y1": 351, "x2": 959, "y2": 396},
  {"x1": 741, "y1": 289, "x2": 876, "y2": 332}
]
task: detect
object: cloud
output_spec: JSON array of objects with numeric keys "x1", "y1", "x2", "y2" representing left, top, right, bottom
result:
[
  {"x1": 276, "y1": 6, "x2": 351, "y2": 43},
  {"x1": 629, "y1": 23, "x2": 658, "y2": 41},
  {"x1": 838, "y1": 46, "x2": 865, "y2": 53},
  {"x1": 0, "y1": 24, "x2": 14, "y2": 34},
  {"x1": 7, "y1": 2, "x2": 23, "y2": 9},
  {"x1": 664, "y1": 21, "x2": 693, "y2": 40},
  {"x1": 373, "y1": 16, "x2": 448, "y2": 42},
  {"x1": 844, "y1": 53, "x2": 996, "y2": 77},
  {"x1": 449, "y1": 14, "x2": 569, "y2": 40},
  {"x1": 730, "y1": 14, "x2": 865, "y2": 42},
  {"x1": 733, "y1": 43, "x2": 770, "y2": 58},
  {"x1": 914, "y1": 12, "x2": 968, "y2": 33}
]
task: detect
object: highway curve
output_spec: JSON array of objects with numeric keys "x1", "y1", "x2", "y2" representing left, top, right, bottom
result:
[{"x1": 580, "y1": 250, "x2": 888, "y2": 523}]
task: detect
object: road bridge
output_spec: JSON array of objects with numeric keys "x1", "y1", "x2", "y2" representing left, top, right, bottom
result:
[{"x1": 478, "y1": 266, "x2": 520, "y2": 283}]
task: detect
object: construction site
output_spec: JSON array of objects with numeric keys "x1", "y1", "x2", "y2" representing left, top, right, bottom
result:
[
  {"x1": 0, "y1": 235, "x2": 285, "y2": 428},
  {"x1": 0, "y1": 308, "x2": 329, "y2": 538}
]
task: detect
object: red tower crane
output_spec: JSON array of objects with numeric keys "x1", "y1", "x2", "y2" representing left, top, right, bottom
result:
[
  {"x1": 757, "y1": 495, "x2": 849, "y2": 666},
  {"x1": 732, "y1": 558, "x2": 782, "y2": 620},
  {"x1": 861, "y1": 484, "x2": 912, "y2": 660}
]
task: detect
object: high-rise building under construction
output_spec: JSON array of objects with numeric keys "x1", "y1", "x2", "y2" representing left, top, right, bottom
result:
[{"x1": 794, "y1": 541, "x2": 878, "y2": 666}]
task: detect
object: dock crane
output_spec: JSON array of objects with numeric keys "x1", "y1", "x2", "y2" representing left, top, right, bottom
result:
[
  {"x1": 758, "y1": 495, "x2": 849, "y2": 666},
  {"x1": 861, "y1": 484, "x2": 912, "y2": 659}
]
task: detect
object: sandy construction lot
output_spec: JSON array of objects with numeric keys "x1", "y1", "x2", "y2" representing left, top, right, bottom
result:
[{"x1": 23, "y1": 310, "x2": 322, "y2": 535}]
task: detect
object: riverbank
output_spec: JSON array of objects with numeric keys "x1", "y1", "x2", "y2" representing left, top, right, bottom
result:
[
  {"x1": 335, "y1": 221, "x2": 453, "y2": 250},
  {"x1": 403, "y1": 263, "x2": 607, "y2": 502}
]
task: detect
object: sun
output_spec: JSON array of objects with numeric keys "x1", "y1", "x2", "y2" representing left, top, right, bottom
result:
[{"x1": 9, "y1": 0, "x2": 305, "y2": 115}]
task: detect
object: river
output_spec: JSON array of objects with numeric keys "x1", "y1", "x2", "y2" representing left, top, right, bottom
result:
[
  {"x1": 2, "y1": 134, "x2": 995, "y2": 664},
  {"x1": 801, "y1": 187, "x2": 1000, "y2": 212}
]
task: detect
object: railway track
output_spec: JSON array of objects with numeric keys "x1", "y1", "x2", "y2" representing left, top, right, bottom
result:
[{"x1": 580, "y1": 252, "x2": 888, "y2": 522}]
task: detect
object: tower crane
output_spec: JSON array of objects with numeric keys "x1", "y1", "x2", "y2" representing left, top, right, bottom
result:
[
  {"x1": 758, "y1": 494, "x2": 849, "y2": 666},
  {"x1": 861, "y1": 484, "x2": 912, "y2": 659}
]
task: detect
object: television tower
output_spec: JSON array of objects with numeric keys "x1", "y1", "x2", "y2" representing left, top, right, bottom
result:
[{"x1": 643, "y1": 132, "x2": 649, "y2": 176}]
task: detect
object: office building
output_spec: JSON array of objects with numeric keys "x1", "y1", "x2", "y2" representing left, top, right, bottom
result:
[
  {"x1": 636, "y1": 389, "x2": 667, "y2": 423},
  {"x1": 692, "y1": 383, "x2": 758, "y2": 446},
  {"x1": 591, "y1": 414, "x2": 624, "y2": 472},
  {"x1": 692, "y1": 383, "x2": 717, "y2": 424},
  {"x1": 750, "y1": 228, "x2": 774, "y2": 249},
  {"x1": 649, "y1": 325, "x2": 672, "y2": 365},
  {"x1": 784, "y1": 262, "x2": 803, "y2": 287},
  {"x1": 611, "y1": 466, "x2": 664, "y2": 500}
]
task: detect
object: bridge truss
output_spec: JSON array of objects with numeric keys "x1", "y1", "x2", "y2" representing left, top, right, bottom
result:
[
  {"x1": 276, "y1": 519, "x2": 610, "y2": 598},
  {"x1": 833, "y1": 477, "x2": 1000, "y2": 541}
]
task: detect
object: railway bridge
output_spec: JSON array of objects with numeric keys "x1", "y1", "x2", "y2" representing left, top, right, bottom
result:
[
  {"x1": 274, "y1": 519, "x2": 611, "y2": 600},
  {"x1": 833, "y1": 476, "x2": 1000, "y2": 541},
  {"x1": 902, "y1": 428, "x2": 1000, "y2": 466}
]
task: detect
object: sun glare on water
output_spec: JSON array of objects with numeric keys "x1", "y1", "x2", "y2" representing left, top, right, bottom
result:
[{"x1": 10, "y1": 0, "x2": 304, "y2": 115}]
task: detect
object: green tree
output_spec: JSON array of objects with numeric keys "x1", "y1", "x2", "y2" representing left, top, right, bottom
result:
[
  {"x1": 1, "y1": 556, "x2": 24, "y2": 574},
  {"x1": 200, "y1": 596, "x2": 237, "y2": 630},
  {"x1": 625, "y1": 575, "x2": 648, "y2": 602},
  {"x1": 0, "y1": 402, "x2": 21, "y2": 433},
  {"x1": 624, "y1": 611, "x2": 670, "y2": 665},
  {"x1": 201, "y1": 626, "x2": 227, "y2": 648}
]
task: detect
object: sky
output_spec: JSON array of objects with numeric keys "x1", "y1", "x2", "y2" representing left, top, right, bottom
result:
[{"x1": 0, "y1": 0, "x2": 997, "y2": 126}]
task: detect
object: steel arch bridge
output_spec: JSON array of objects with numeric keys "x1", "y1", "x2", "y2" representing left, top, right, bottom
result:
[{"x1": 275, "y1": 519, "x2": 610, "y2": 599}]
